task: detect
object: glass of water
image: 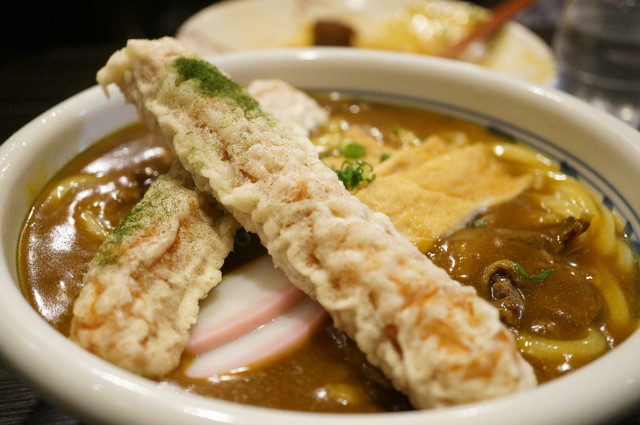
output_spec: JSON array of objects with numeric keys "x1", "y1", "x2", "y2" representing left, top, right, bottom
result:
[{"x1": 552, "y1": 0, "x2": 640, "y2": 129}]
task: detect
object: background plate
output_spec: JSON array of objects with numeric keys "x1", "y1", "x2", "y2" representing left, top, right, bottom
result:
[{"x1": 177, "y1": 0, "x2": 557, "y2": 85}]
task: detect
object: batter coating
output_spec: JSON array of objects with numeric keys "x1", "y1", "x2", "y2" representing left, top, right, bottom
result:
[
  {"x1": 97, "y1": 37, "x2": 537, "y2": 407},
  {"x1": 69, "y1": 77, "x2": 326, "y2": 377},
  {"x1": 70, "y1": 167, "x2": 239, "y2": 377}
]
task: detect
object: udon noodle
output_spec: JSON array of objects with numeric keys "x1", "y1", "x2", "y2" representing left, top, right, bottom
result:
[{"x1": 478, "y1": 142, "x2": 637, "y2": 368}]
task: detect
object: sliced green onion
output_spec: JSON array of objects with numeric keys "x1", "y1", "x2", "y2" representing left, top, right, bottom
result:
[
  {"x1": 333, "y1": 160, "x2": 376, "y2": 190},
  {"x1": 340, "y1": 141, "x2": 366, "y2": 159},
  {"x1": 514, "y1": 263, "x2": 553, "y2": 282}
]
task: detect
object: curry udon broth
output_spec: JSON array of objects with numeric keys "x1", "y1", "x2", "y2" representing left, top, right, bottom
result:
[{"x1": 18, "y1": 94, "x2": 640, "y2": 413}]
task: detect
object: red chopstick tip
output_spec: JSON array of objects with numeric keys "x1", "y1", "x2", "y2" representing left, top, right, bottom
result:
[{"x1": 438, "y1": 0, "x2": 540, "y2": 59}]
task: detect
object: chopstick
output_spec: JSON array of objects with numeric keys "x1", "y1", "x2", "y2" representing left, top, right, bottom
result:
[{"x1": 438, "y1": 0, "x2": 540, "y2": 59}]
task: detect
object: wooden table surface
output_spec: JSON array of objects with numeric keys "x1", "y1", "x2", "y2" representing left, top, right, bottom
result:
[{"x1": 1, "y1": 1, "x2": 639, "y2": 423}]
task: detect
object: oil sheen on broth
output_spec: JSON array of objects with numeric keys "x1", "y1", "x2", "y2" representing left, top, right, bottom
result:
[{"x1": 18, "y1": 94, "x2": 640, "y2": 413}]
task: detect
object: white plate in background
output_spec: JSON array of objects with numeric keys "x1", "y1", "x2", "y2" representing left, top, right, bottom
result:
[{"x1": 176, "y1": 0, "x2": 557, "y2": 85}]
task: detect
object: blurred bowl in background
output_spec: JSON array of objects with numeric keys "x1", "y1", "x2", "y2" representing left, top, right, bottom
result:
[{"x1": 177, "y1": 0, "x2": 557, "y2": 85}]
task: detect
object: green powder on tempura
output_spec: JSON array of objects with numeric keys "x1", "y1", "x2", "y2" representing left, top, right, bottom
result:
[{"x1": 174, "y1": 57, "x2": 262, "y2": 116}]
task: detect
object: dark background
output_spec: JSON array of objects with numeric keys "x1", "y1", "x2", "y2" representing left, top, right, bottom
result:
[
  {"x1": 0, "y1": 0, "x2": 557, "y2": 145},
  {"x1": 0, "y1": 4, "x2": 218, "y2": 422},
  {"x1": 0, "y1": 0, "x2": 216, "y2": 145},
  {"x1": 5, "y1": 1, "x2": 622, "y2": 424}
]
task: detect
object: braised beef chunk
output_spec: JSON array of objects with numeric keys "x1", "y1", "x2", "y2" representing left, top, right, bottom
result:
[
  {"x1": 483, "y1": 260, "x2": 526, "y2": 326},
  {"x1": 541, "y1": 216, "x2": 591, "y2": 254},
  {"x1": 313, "y1": 20, "x2": 355, "y2": 46},
  {"x1": 429, "y1": 194, "x2": 601, "y2": 340}
]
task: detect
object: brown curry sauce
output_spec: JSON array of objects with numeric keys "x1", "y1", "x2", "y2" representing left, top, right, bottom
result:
[{"x1": 18, "y1": 96, "x2": 640, "y2": 412}]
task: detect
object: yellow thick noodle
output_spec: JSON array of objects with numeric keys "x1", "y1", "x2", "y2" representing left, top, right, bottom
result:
[
  {"x1": 45, "y1": 174, "x2": 102, "y2": 205},
  {"x1": 78, "y1": 210, "x2": 110, "y2": 239},
  {"x1": 514, "y1": 328, "x2": 608, "y2": 363},
  {"x1": 43, "y1": 174, "x2": 112, "y2": 239},
  {"x1": 496, "y1": 140, "x2": 638, "y2": 364}
]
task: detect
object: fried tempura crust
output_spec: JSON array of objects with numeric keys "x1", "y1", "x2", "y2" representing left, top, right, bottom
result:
[
  {"x1": 70, "y1": 168, "x2": 239, "y2": 377},
  {"x1": 97, "y1": 37, "x2": 536, "y2": 407}
]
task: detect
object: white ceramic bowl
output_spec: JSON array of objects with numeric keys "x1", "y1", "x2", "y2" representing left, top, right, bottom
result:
[{"x1": 2, "y1": 48, "x2": 640, "y2": 425}]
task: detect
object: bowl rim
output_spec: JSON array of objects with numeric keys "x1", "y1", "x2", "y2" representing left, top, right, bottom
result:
[{"x1": 1, "y1": 47, "x2": 640, "y2": 425}]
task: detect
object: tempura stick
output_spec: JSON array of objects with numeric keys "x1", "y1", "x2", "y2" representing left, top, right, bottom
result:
[
  {"x1": 70, "y1": 77, "x2": 326, "y2": 377},
  {"x1": 70, "y1": 166, "x2": 239, "y2": 377},
  {"x1": 97, "y1": 37, "x2": 537, "y2": 408}
]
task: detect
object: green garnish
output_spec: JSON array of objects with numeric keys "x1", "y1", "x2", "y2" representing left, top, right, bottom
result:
[
  {"x1": 340, "y1": 141, "x2": 366, "y2": 159},
  {"x1": 93, "y1": 186, "x2": 174, "y2": 267},
  {"x1": 174, "y1": 57, "x2": 261, "y2": 116},
  {"x1": 514, "y1": 263, "x2": 554, "y2": 282},
  {"x1": 333, "y1": 160, "x2": 376, "y2": 190},
  {"x1": 380, "y1": 153, "x2": 391, "y2": 162},
  {"x1": 234, "y1": 228, "x2": 253, "y2": 247},
  {"x1": 473, "y1": 218, "x2": 487, "y2": 227}
]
